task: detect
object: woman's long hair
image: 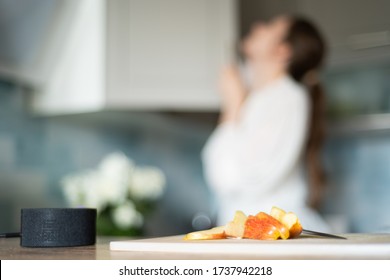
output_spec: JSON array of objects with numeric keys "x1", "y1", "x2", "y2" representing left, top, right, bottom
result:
[{"x1": 284, "y1": 16, "x2": 327, "y2": 209}]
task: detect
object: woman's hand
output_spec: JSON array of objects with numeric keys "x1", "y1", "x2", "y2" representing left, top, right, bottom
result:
[{"x1": 218, "y1": 65, "x2": 247, "y2": 123}]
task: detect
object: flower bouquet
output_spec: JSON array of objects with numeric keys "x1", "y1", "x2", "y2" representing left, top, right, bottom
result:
[{"x1": 61, "y1": 152, "x2": 166, "y2": 236}]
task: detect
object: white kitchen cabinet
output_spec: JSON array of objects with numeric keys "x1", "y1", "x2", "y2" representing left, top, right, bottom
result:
[
  {"x1": 31, "y1": 0, "x2": 236, "y2": 114},
  {"x1": 106, "y1": 0, "x2": 236, "y2": 110}
]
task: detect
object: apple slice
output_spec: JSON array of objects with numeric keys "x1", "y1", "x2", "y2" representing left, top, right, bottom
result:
[
  {"x1": 183, "y1": 226, "x2": 226, "y2": 240},
  {"x1": 243, "y1": 212, "x2": 290, "y2": 240},
  {"x1": 281, "y1": 212, "x2": 302, "y2": 238},
  {"x1": 270, "y1": 206, "x2": 302, "y2": 238},
  {"x1": 270, "y1": 206, "x2": 286, "y2": 222},
  {"x1": 257, "y1": 212, "x2": 290, "y2": 240},
  {"x1": 225, "y1": 210, "x2": 248, "y2": 238}
]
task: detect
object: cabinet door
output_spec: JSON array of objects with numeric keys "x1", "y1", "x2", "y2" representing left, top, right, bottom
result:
[
  {"x1": 106, "y1": 0, "x2": 236, "y2": 110},
  {"x1": 299, "y1": 0, "x2": 390, "y2": 67}
]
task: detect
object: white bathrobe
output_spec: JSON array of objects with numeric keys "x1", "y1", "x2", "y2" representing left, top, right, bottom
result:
[{"x1": 202, "y1": 75, "x2": 330, "y2": 232}]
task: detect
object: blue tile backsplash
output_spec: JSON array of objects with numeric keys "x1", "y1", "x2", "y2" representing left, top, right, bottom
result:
[{"x1": 324, "y1": 134, "x2": 390, "y2": 232}]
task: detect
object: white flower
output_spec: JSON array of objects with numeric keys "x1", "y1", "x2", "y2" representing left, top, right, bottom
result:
[
  {"x1": 99, "y1": 152, "x2": 134, "y2": 183},
  {"x1": 93, "y1": 152, "x2": 134, "y2": 209},
  {"x1": 112, "y1": 201, "x2": 143, "y2": 229},
  {"x1": 94, "y1": 174, "x2": 127, "y2": 207},
  {"x1": 129, "y1": 166, "x2": 166, "y2": 200},
  {"x1": 62, "y1": 170, "x2": 104, "y2": 211},
  {"x1": 62, "y1": 169, "x2": 128, "y2": 213},
  {"x1": 61, "y1": 152, "x2": 165, "y2": 225}
]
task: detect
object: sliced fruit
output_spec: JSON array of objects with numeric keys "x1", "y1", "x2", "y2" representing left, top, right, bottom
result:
[
  {"x1": 243, "y1": 215, "x2": 280, "y2": 240},
  {"x1": 270, "y1": 206, "x2": 286, "y2": 222},
  {"x1": 257, "y1": 212, "x2": 290, "y2": 240},
  {"x1": 183, "y1": 226, "x2": 226, "y2": 240},
  {"x1": 184, "y1": 207, "x2": 302, "y2": 241},
  {"x1": 270, "y1": 206, "x2": 302, "y2": 238},
  {"x1": 243, "y1": 212, "x2": 290, "y2": 240},
  {"x1": 225, "y1": 211, "x2": 248, "y2": 238},
  {"x1": 281, "y1": 212, "x2": 303, "y2": 238}
]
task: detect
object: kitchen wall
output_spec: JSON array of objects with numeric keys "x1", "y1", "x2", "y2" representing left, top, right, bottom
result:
[
  {"x1": 323, "y1": 62, "x2": 390, "y2": 233},
  {"x1": 0, "y1": 80, "x2": 218, "y2": 236}
]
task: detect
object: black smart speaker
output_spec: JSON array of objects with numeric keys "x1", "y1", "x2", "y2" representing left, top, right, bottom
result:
[{"x1": 20, "y1": 208, "x2": 96, "y2": 247}]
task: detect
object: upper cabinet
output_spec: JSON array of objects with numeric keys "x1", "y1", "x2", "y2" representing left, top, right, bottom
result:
[
  {"x1": 106, "y1": 0, "x2": 236, "y2": 110},
  {"x1": 298, "y1": 0, "x2": 390, "y2": 68},
  {"x1": 30, "y1": 0, "x2": 237, "y2": 115}
]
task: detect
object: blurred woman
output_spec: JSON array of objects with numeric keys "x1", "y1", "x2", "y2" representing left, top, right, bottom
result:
[{"x1": 202, "y1": 15, "x2": 330, "y2": 231}]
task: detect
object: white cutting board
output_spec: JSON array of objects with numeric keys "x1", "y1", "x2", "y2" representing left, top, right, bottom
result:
[{"x1": 110, "y1": 234, "x2": 390, "y2": 259}]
